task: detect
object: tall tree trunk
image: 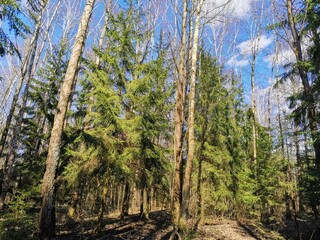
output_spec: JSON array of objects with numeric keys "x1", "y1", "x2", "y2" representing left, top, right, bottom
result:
[
  {"x1": 140, "y1": 187, "x2": 150, "y2": 220},
  {"x1": 292, "y1": 82, "x2": 302, "y2": 213},
  {"x1": 0, "y1": 34, "x2": 38, "y2": 208},
  {"x1": 0, "y1": 1, "x2": 47, "y2": 209},
  {"x1": 286, "y1": 0, "x2": 320, "y2": 169},
  {"x1": 267, "y1": 89, "x2": 271, "y2": 140},
  {"x1": 294, "y1": 121, "x2": 302, "y2": 213},
  {"x1": 172, "y1": 0, "x2": 188, "y2": 232},
  {"x1": 181, "y1": 0, "x2": 204, "y2": 228},
  {"x1": 0, "y1": 70, "x2": 18, "y2": 118},
  {"x1": 140, "y1": 187, "x2": 144, "y2": 217},
  {"x1": 97, "y1": 178, "x2": 108, "y2": 230},
  {"x1": 146, "y1": 188, "x2": 151, "y2": 219},
  {"x1": 249, "y1": 0, "x2": 264, "y2": 177},
  {"x1": 39, "y1": 0, "x2": 95, "y2": 238},
  {"x1": 0, "y1": 24, "x2": 42, "y2": 159},
  {"x1": 121, "y1": 181, "x2": 130, "y2": 219},
  {"x1": 276, "y1": 89, "x2": 285, "y2": 155},
  {"x1": 251, "y1": 51, "x2": 258, "y2": 175}
]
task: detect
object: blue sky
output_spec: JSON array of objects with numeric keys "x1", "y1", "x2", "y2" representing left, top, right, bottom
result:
[
  {"x1": 0, "y1": 0, "x2": 294, "y2": 116},
  {"x1": 201, "y1": 0, "x2": 294, "y2": 103}
]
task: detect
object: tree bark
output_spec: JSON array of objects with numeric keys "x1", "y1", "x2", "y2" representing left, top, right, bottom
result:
[
  {"x1": 249, "y1": 0, "x2": 264, "y2": 177},
  {"x1": 267, "y1": 89, "x2": 271, "y2": 140},
  {"x1": 251, "y1": 47, "x2": 258, "y2": 176},
  {"x1": 172, "y1": 0, "x2": 188, "y2": 231},
  {"x1": 67, "y1": 192, "x2": 79, "y2": 221},
  {"x1": 121, "y1": 181, "x2": 130, "y2": 219},
  {"x1": 0, "y1": 36, "x2": 40, "y2": 160},
  {"x1": 0, "y1": 35, "x2": 37, "y2": 207},
  {"x1": 140, "y1": 187, "x2": 150, "y2": 220},
  {"x1": 97, "y1": 179, "x2": 108, "y2": 230},
  {"x1": 286, "y1": 0, "x2": 320, "y2": 169},
  {"x1": 0, "y1": 1, "x2": 47, "y2": 209},
  {"x1": 39, "y1": 0, "x2": 95, "y2": 238},
  {"x1": 181, "y1": 0, "x2": 204, "y2": 227}
]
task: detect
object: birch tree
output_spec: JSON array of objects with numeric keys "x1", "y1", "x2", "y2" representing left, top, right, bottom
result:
[
  {"x1": 0, "y1": 0, "x2": 50, "y2": 210},
  {"x1": 39, "y1": 0, "x2": 95, "y2": 238},
  {"x1": 181, "y1": 0, "x2": 204, "y2": 228}
]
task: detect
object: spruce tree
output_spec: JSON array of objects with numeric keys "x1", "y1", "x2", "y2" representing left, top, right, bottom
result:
[
  {"x1": 0, "y1": 0, "x2": 29, "y2": 57},
  {"x1": 39, "y1": 0, "x2": 95, "y2": 238},
  {"x1": 16, "y1": 41, "x2": 69, "y2": 201}
]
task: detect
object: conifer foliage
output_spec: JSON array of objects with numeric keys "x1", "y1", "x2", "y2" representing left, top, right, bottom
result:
[{"x1": 0, "y1": 0, "x2": 320, "y2": 239}]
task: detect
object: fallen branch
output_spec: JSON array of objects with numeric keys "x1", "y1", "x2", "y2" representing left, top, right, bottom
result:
[
  {"x1": 112, "y1": 229, "x2": 136, "y2": 237},
  {"x1": 169, "y1": 230, "x2": 182, "y2": 240},
  {"x1": 310, "y1": 229, "x2": 316, "y2": 240}
]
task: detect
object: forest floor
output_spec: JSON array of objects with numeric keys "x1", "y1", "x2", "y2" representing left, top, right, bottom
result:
[
  {"x1": 2, "y1": 208, "x2": 320, "y2": 239},
  {"x1": 55, "y1": 210, "x2": 291, "y2": 240}
]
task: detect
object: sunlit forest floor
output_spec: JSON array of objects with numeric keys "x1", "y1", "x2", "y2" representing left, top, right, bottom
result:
[
  {"x1": 1, "y1": 208, "x2": 320, "y2": 239},
  {"x1": 55, "y1": 210, "x2": 320, "y2": 239},
  {"x1": 56, "y1": 210, "x2": 262, "y2": 240}
]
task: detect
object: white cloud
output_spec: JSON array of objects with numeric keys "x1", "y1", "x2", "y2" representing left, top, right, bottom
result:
[
  {"x1": 236, "y1": 40, "x2": 251, "y2": 55},
  {"x1": 226, "y1": 54, "x2": 250, "y2": 67},
  {"x1": 259, "y1": 36, "x2": 274, "y2": 50},
  {"x1": 204, "y1": 0, "x2": 257, "y2": 22},
  {"x1": 226, "y1": 35, "x2": 273, "y2": 67},
  {"x1": 237, "y1": 35, "x2": 273, "y2": 56},
  {"x1": 264, "y1": 36, "x2": 310, "y2": 66},
  {"x1": 264, "y1": 48, "x2": 295, "y2": 66}
]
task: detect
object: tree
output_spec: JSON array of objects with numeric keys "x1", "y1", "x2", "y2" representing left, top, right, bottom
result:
[
  {"x1": 181, "y1": 0, "x2": 204, "y2": 229},
  {"x1": 17, "y1": 40, "x2": 69, "y2": 201},
  {"x1": 0, "y1": 0, "x2": 29, "y2": 57},
  {"x1": 39, "y1": 0, "x2": 95, "y2": 238},
  {"x1": 0, "y1": 0, "x2": 50, "y2": 210},
  {"x1": 172, "y1": 0, "x2": 188, "y2": 233},
  {"x1": 58, "y1": 2, "x2": 172, "y2": 227},
  {"x1": 286, "y1": 0, "x2": 320, "y2": 169},
  {"x1": 248, "y1": 0, "x2": 265, "y2": 176},
  {"x1": 195, "y1": 50, "x2": 258, "y2": 221}
]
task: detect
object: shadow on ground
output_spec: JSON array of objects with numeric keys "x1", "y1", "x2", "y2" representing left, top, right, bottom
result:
[
  {"x1": 55, "y1": 210, "x2": 173, "y2": 240},
  {"x1": 54, "y1": 210, "x2": 320, "y2": 240}
]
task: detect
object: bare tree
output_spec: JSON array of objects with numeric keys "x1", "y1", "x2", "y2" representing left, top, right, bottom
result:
[
  {"x1": 181, "y1": 0, "x2": 204, "y2": 228},
  {"x1": 172, "y1": 0, "x2": 188, "y2": 234},
  {"x1": 0, "y1": 0, "x2": 51, "y2": 210},
  {"x1": 245, "y1": 0, "x2": 265, "y2": 174}
]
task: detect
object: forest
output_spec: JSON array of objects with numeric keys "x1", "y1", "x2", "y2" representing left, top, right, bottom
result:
[{"x1": 0, "y1": 0, "x2": 320, "y2": 239}]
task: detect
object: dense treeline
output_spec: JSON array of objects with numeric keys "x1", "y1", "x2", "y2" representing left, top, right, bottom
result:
[{"x1": 0, "y1": 0, "x2": 320, "y2": 239}]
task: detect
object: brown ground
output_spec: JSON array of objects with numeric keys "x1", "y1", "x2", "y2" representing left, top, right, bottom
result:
[
  {"x1": 196, "y1": 221, "x2": 257, "y2": 240},
  {"x1": 55, "y1": 210, "x2": 288, "y2": 240},
  {"x1": 56, "y1": 210, "x2": 173, "y2": 240}
]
